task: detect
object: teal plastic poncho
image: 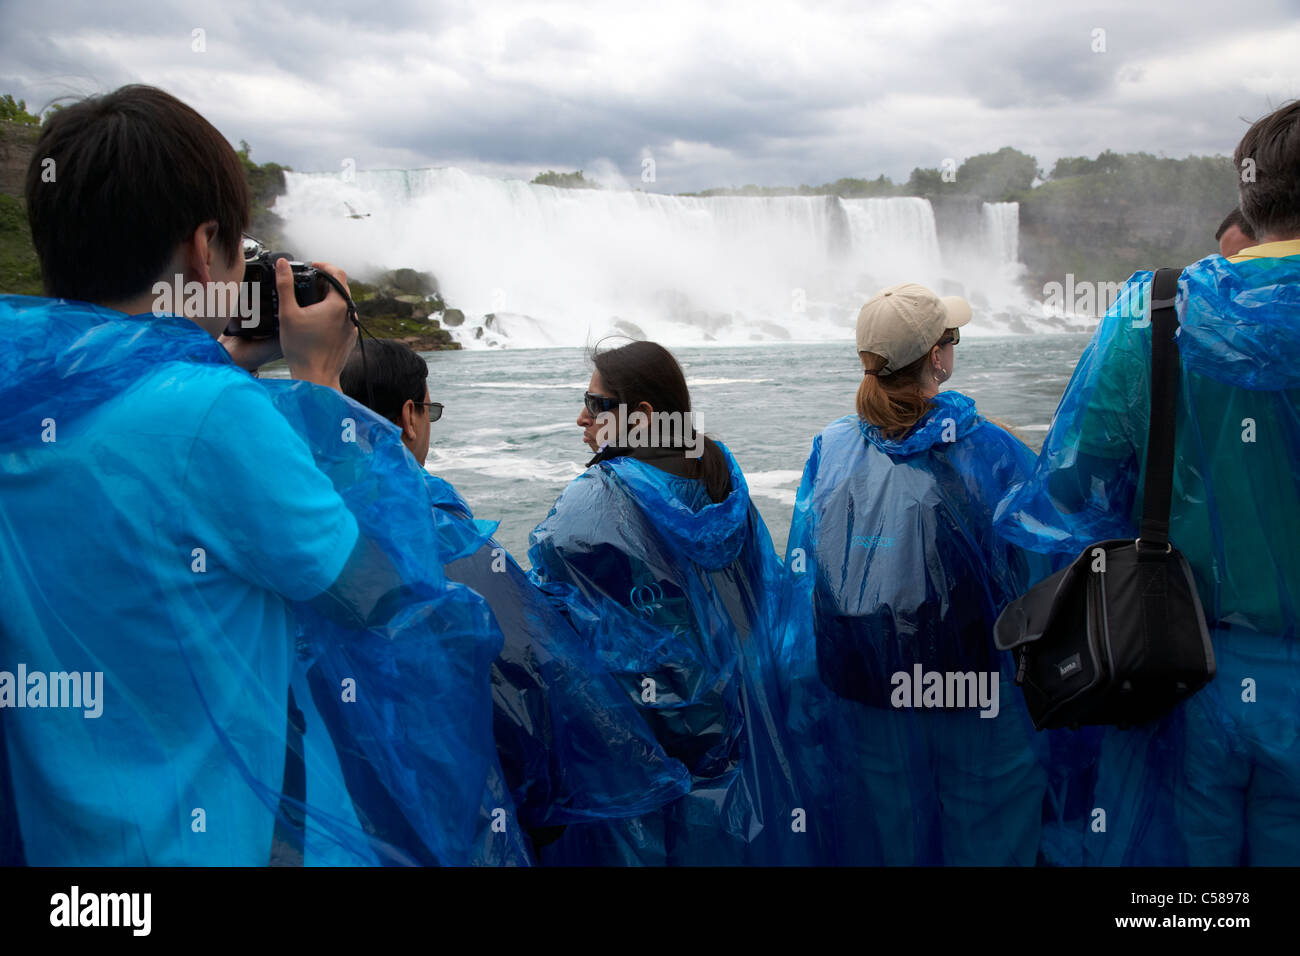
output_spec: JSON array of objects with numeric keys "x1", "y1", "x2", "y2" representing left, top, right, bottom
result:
[
  {"x1": 996, "y1": 254, "x2": 1300, "y2": 866},
  {"x1": 779, "y1": 392, "x2": 1058, "y2": 865},
  {"x1": 527, "y1": 442, "x2": 809, "y2": 865},
  {"x1": 0, "y1": 295, "x2": 505, "y2": 866}
]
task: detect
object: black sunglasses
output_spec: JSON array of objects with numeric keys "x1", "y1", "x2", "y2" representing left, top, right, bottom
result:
[
  {"x1": 584, "y1": 391, "x2": 619, "y2": 416},
  {"x1": 413, "y1": 401, "x2": 444, "y2": 423},
  {"x1": 938, "y1": 327, "x2": 961, "y2": 347}
]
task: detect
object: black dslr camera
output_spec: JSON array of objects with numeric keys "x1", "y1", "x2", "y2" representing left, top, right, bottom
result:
[{"x1": 224, "y1": 247, "x2": 332, "y2": 338}]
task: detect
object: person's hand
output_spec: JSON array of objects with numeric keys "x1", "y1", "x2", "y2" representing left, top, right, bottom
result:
[
  {"x1": 277, "y1": 259, "x2": 357, "y2": 391},
  {"x1": 219, "y1": 333, "x2": 283, "y2": 373}
]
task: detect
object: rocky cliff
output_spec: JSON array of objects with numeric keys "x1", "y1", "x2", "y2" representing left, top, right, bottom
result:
[{"x1": 0, "y1": 121, "x2": 37, "y2": 199}]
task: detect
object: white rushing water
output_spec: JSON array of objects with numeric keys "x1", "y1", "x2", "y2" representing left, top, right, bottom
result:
[
  {"x1": 983, "y1": 201, "x2": 1020, "y2": 265},
  {"x1": 274, "y1": 167, "x2": 1077, "y2": 349}
]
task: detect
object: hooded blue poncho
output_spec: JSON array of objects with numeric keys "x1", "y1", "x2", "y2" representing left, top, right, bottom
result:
[
  {"x1": 996, "y1": 255, "x2": 1300, "y2": 866},
  {"x1": 779, "y1": 391, "x2": 1062, "y2": 864},
  {"x1": 420, "y1": 473, "x2": 691, "y2": 864},
  {"x1": 527, "y1": 442, "x2": 810, "y2": 865},
  {"x1": 0, "y1": 295, "x2": 506, "y2": 866}
]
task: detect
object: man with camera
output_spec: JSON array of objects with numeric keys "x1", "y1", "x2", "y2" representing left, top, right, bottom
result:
[{"x1": 0, "y1": 85, "x2": 503, "y2": 865}]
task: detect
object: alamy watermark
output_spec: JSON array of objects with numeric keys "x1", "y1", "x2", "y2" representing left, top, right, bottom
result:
[
  {"x1": 594, "y1": 406, "x2": 704, "y2": 459},
  {"x1": 151, "y1": 275, "x2": 260, "y2": 326},
  {"x1": 1041, "y1": 275, "x2": 1125, "y2": 317},
  {"x1": 890, "y1": 664, "x2": 999, "y2": 718},
  {"x1": 50, "y1": 886, "x2": 150, "y2": 936},
  {"x1": 0, "y1": 664, "x2": 103, "y2": 718}
]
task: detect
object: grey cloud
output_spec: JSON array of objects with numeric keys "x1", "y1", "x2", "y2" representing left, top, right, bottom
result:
[{"x1": 1, "y1": 0, "x2": 1296, "y2": 193}]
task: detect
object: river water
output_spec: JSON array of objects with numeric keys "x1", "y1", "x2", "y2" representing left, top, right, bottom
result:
[{"x1": 414, "y1": 334, "x2": 1093, "y2": 562}]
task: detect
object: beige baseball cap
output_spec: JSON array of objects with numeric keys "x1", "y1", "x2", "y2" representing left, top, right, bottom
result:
[{"x1": 855, "y1": 283, "x2": 972, "y2": 374}]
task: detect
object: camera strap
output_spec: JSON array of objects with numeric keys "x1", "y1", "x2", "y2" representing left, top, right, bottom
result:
[{"x1": 315, "y1": 271, "x2": 378, "y2": 413}]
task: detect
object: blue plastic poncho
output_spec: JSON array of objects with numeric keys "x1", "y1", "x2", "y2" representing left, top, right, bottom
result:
[
  {"x1": 779, "y1": 391, "x2": 1060, "y2": 865},
  {"x1": 0, "y1": 295, "x2": 505, "y2": 866},
  {"x1": 527, "y1": 443, "x2": 810, "y2": 865},
  {"x1": 996, "y1": 255, "x2": 1300, "y2": 866},
  {"x1": 421, "y1": 472, "x2": 691, "y2": 858}
]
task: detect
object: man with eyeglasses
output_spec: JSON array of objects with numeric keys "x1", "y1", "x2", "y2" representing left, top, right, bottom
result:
[{"x1": 341, "y1": 340, "x2": 443, "y2": 467}]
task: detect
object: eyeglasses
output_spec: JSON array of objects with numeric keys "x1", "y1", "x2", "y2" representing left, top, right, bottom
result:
[
  {"x1": 584, "y1": 391, "x2": 619, "y2": 416},
  {"x1": 938, "y1": 327, "x2": 961, "y2": 347},
  {"x1": 413, "y1": 401, "x2": 444, "y2": 422}
]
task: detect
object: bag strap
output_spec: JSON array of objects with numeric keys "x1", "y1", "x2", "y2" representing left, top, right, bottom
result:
[{"x1": 1137, "y1": 267, "x2": 1183, "y2": 553}]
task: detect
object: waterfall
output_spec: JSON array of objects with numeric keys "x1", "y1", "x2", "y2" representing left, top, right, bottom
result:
[
  {"x1": 982, "y1": 201, "x2": 1019, "y2": 265},
  {"x1": 274, "y1": 167, "x2": 1051, "y2": 347}
]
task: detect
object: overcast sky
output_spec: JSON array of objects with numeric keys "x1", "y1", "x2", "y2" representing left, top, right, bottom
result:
[{"x1": 2, "y1": 0, "x2": 1298, "y2": 192}]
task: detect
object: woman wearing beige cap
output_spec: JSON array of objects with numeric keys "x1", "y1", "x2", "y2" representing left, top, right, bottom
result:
[{"x1": 778, "y1": 282, "x2": 1052, "y2": 865}]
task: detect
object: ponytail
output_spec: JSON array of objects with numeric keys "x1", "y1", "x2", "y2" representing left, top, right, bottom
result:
[
  {"x1": 696, "y1": 435, "x2": 731, "y2": 504},
  {"x1": 856, "y1": 350, "x2": 934, "y2": 440}
]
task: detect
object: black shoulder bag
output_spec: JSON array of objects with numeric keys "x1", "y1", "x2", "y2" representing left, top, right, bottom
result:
[{"x1": 994, "y1": 267, "x2": 1216, "y2": 730}]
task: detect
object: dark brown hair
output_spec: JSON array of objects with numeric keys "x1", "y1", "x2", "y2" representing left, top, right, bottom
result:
[
  {"x1": 25, "y1": 84, "x2": 250, "y2": 303},
  {"x1": 1234, "y1": 99, "x2": 1300, "y2": 240},
  {"x1": 856, "y1": 342, "x2": 942, "y2": 440},
  {"x1": 590, "y1": 339, "x2": 731, "y2": 503},
  {"x1": 1214, "y1": 207, "x2": 1256, "y2": 242},
  {"x1": 341, "y1": 340, "x2": 428, "y2": 424}
]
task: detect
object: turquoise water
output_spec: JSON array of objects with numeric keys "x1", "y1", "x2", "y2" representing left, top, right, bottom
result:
[{"x1": 413, "y1": 334, "x2": 1094, "y2": 562}]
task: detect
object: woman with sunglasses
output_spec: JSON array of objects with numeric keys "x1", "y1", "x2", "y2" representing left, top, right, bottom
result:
[
  {"x1": 339, "y1": 339, "x2": 691, "y2": 864},
  {"x1": 528, "y1": 339, "x2": 806, "y2": 866},
  {"x1": 778, "y1": 283, "x2": 1053, "y2": 865}
]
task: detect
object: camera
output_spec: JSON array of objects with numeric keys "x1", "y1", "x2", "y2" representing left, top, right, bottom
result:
[{"x1": 224, "y1": 249, "x2": 332, "y2": 338}]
